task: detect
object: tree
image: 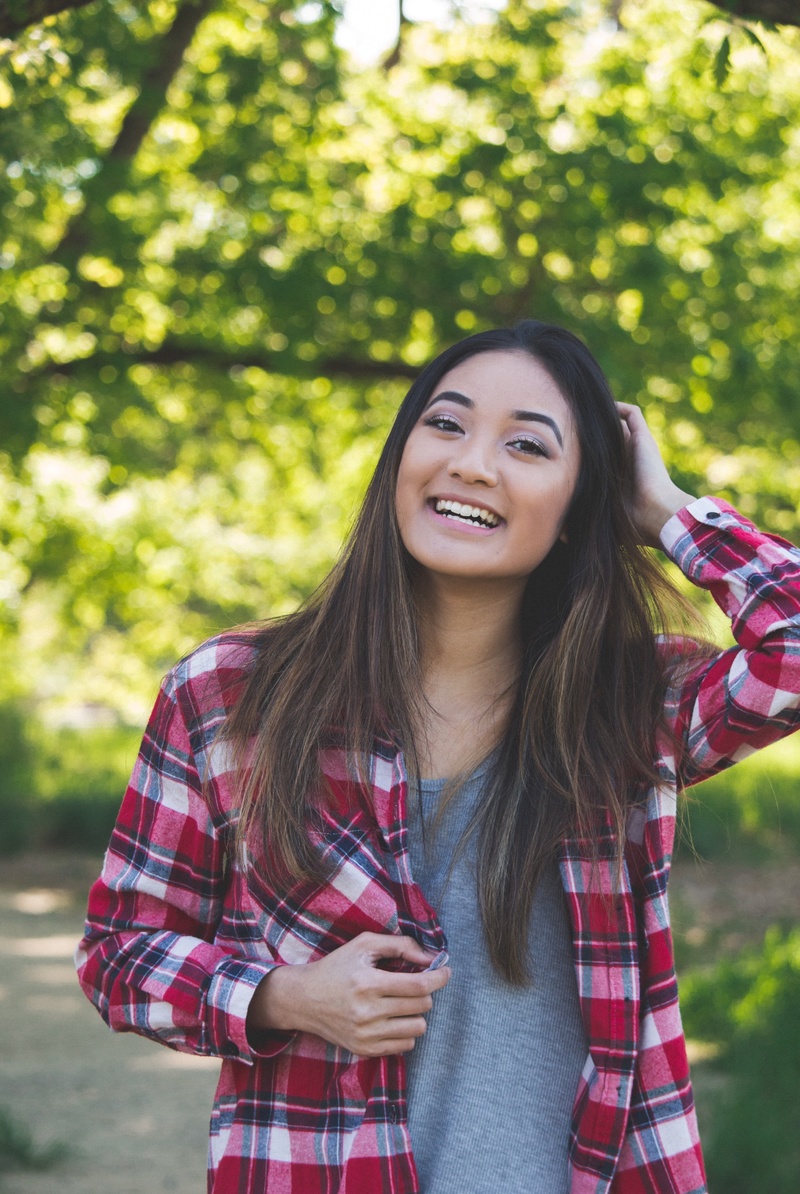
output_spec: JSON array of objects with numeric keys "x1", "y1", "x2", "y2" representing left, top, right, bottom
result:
[{"x1": 1, "y1": 0, "x2": 799, "y2": 719}]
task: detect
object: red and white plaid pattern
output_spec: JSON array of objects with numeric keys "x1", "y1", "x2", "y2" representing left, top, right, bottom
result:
[{"x1": 76, "y1": 498, "x2": 800, "y2": 1193}]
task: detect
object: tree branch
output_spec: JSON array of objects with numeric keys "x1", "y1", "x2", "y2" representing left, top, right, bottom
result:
[
  {"x1": 382, "y1": 0, "x2": 410, "y2": 71},
  {"x1": 32, "y1": 341, "x2": 421, "y2": 382},
  {"x1": 109, "y1": 0, "x2": 215, "y2": 162},
  {"x1": 0, "y1": 0, "x2": 95, "y2": 38},
  {"x1": 706, "y1": 0, "x2": 800, "y2": 25},
  {"x1": 52, "y1": 0, "x2": 216, "y2": 267}
]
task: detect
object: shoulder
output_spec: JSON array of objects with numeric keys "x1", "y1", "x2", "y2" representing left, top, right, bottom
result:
[
  {"x1": 162, "y1": 628, "x2": 264, "y2": 721},
  {"x1": 655, "y1": 632, "x2": 711, "y2": 666},
  {"x1": 655, "y1": 631, "x2": 718, "y2": 702},
  {"x1": 655, "y1": 632, "x2": 716, "y2": 681}
]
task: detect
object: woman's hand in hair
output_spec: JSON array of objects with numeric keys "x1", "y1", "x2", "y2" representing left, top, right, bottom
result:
[
  {"x1": 246, "y1": 932, "x2": 451, "y2": 1057},
  {"x1": 616, "y1": 402, "x2": 696, "y2": 549}
]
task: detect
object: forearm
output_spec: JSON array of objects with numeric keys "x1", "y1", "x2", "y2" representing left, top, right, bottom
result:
[
  {"x1": 659, "y1": 497, "x2": 800, "y2": 784},
  {"x1": 77, "y1": 919, "x2": 281, "y2": 1061},
  {"x1": 661, "y1": 498, "x2": 800, "y2": 641}
]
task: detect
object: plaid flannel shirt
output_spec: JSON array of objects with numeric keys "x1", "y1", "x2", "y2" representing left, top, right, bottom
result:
[{"x1": 76, "y1": 497, "x2": 800, "y2": 1194}]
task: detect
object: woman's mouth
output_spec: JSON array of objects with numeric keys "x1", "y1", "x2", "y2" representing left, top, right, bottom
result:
[{"x1": 431, "y1": 498, "x2": 501, "y2": 528}]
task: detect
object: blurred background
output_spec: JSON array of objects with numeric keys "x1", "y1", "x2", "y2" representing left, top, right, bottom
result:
[{"x1": 0, "y1": 0, "x2": 799, "y2": 1189}]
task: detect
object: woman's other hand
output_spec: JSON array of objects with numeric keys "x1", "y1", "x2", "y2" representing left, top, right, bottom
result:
[
  {"x1": 616, "y1": 402, "x2": 696, "y2": 548},
  {"x1": 246, "y1": 932, "x2": 451, "y2": 1057}
]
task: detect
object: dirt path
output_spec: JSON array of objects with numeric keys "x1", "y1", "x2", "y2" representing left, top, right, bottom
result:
[
  {"x1": 2, "y1": 849, "x2": 799, "y2": 1193},
  {"x1": 0, "y1": 852, "x2": 218, "y2": 1193}
]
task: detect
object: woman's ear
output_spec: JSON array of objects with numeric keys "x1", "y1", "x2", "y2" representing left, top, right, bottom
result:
[{"x1": 558, "y1": 528, "x2": 569, "y2": 544}]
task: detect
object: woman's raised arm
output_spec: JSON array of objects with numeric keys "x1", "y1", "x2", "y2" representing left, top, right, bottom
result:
[
  {"x1": 616, "y1": 401, "x2": 695, "y2": 547},
  {"x1": 616, "y1": 402, "x2": 800, "y2": 785}
]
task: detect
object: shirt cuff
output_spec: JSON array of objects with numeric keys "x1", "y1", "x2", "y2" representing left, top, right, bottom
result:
[
  {"x1": 659, "y1": 496, "x2": 740, "y2": 560},
  {"x1": 206, "y1": 956, "x2": 296, "y2": 1063}
]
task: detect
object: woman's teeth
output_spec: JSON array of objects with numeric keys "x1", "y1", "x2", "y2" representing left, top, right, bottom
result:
[{"x1": 434, "y1": 499, "x2": 500, "y2": 527}]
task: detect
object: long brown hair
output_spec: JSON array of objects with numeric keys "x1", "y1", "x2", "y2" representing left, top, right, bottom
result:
[{"x1": 224, "y1": 321, "x2": 698, "y2": 983}]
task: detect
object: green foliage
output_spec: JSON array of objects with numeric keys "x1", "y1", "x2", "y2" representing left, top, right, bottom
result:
[
  {"x1": 680, "y1": 734, "x2": 800, "y2": 859},
  {"x1": 1, "y1": 0, "x2": 800, "y2": 722},
  {"x1": 0, "y1": 1105, "x2": 68, "y2": 1174},
  {"x1": 0, "y1": 704, "x2": 139, "y2": 854},
  {"x1": 30, "y1": 721, "x2": 142, "y2": 849},
  {"x1": 713, "y1": 32, "x2": 732, "y2": 85},
  {"x1": 0, "y1": 701, "x2": 36, "y2": 855},
  {"x1": 740, "y1": 25, "x2": 769, "y2": 55},
  {"x1": 706, "y1": 13, "x2": 772, "y2": 89},
  {"x1": 682, "y1": 928, "x2": 800, "y2": 1192}
]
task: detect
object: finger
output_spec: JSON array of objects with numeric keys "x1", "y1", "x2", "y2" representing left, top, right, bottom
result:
[
  {"x1": 616, "y1": 402, "x2": 654, "y2": 435},
  {"x1": 378, "y1": 1037, "x2": 419, "y2": 1055},
  {"x1": 615, "y1": 402, "x2": 634, "y2": 442},
  {"x1": 358, "y1": 933, "x2": 438, "y2": 968},
  {"x1": 376, "y1": 1014, "x2": 428, "y2": 1040},
  {"x1": 358, "y1": 1036, "x2": 419, "y2": 1057},
  {"x1": 370, "y1": 966, "x2": 452, "y2": 999},
  {"x1": 350, "y1": 1014, "x2": 428, "y2": 1056},
  {"x1": 377, "y1": 994, "x2": 434, "y2": 1018}
]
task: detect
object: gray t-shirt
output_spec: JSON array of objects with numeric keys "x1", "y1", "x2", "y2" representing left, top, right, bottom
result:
[{"x1": 404, "y1": 761, "x2": 588, "y2": 1194}]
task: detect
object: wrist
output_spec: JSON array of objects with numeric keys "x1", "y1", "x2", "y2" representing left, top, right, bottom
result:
[
  {"x1": 248, "y1": 965, "x2": 300, "y2": 1035},
  {"x1": 645, "y1": 487, "x2": 695, "y2": 546}
]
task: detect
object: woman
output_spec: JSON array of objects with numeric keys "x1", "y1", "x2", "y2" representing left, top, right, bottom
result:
[{"x1": 77, "y1": 320, "x2": 800, "y2": 1193}]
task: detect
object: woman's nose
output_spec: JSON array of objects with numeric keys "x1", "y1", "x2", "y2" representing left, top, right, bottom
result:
[{"x1": 447, "y1": 440, "x2": 498, "y2": 486}]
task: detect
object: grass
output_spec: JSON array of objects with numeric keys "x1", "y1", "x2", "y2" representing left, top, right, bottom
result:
[
  {"x1": 29, "y1": 722, "x2": 142, "y2": 851},
  {"x1": 681, "y1": 928, "x2": 800, "y2": 1193},
  {"x1": 0, "y1": 709, "x2": 141, "y2": 856},
  {"x1": 0, "y1": 1106, "x2": 68, "y2": 1177}
]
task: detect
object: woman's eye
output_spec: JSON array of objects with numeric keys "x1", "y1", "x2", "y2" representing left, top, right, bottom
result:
[
  {"x1": 510, "y1": 436, "x2": 547, "y2": 457},
  {"x1": 424, "y1": 414, "x2": 462, "y2": 433}
]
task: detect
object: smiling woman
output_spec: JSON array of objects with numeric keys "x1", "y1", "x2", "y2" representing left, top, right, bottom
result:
[
  {"x1": 395, "y1": 352, "x2": 580, "y2": 584},
  {"x1": 76, "y1": 320, "x2": 800, "y2": 1194}
]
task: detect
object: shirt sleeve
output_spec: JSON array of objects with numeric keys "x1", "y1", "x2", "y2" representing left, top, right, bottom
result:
[
  {"x1": 659, "y1": 496, "x2": 800, "y2": 789},
  {"x1": 75, "y1": 663, "x2": 291, "y2": 1064}
]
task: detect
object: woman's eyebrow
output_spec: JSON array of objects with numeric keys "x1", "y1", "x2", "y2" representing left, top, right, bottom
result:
[
  {"x1": 425, "y1": 390, "x2": 473, "y2": 411},
  {"x1": 511, "y1": 409, "x2": 563, "y2": 449},
  {"x1": 426, "y1": 391, "x2": 564, "y2": 449}
]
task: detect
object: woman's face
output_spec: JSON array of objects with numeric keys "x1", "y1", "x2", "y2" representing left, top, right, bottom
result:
[{"x1": 395, "y1": 350, "x2": 581, "y2": 585}]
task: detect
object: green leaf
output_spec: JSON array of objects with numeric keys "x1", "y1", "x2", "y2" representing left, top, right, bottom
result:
[
  {"x1": 714, "y1": 34, "x2": 732, "y2": 87},
  {"x1": 741, "y1": 25, "x2": 768, "y2": 57}
]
